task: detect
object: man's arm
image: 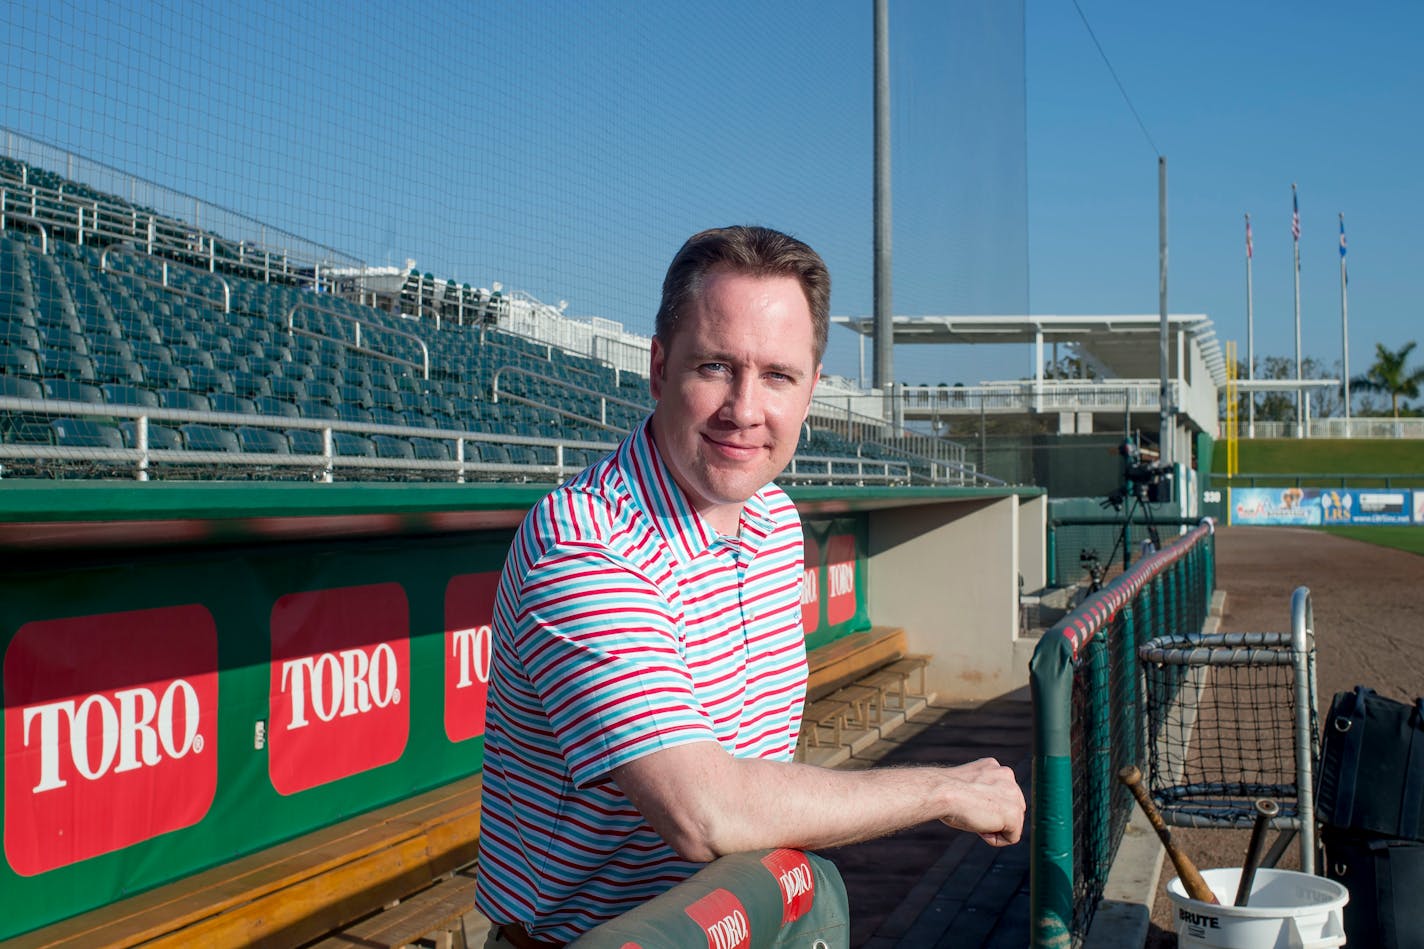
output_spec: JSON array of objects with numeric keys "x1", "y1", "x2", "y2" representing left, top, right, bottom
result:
[{"x1": 610, "y1": 741, "x2": 1024, "y2": 863}]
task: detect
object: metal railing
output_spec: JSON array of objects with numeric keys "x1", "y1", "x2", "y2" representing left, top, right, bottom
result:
[
  {"x1": 1029, "y1": 520, "x2": 1215, "y2": 946},
  {"x1": 899, "y1": 379, "x2": 1180, "y2": 415},
  {"x1": 490, "y1": 365, "x2": 649, "y2": 431},
  {"x1": 101, "y1": 243, "x2": 231, "y2": 314},
  {"x1": 1246, "y1": 417, "x2": 1424, "y2": 439},
  {"x1": 287, "y1": 299, "x2": 430, "y2": 380}
]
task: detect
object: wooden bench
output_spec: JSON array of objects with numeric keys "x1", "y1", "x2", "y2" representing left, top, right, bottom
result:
[
  {"x1": 13, "y1": 775, "x2": 484, "y2": 949},
  {"x1": 312, "y1": 867, "x2": 481, "y2": 949},
  {"x1": 797, "y1": 627, "x2": 932, "y2": 757}
]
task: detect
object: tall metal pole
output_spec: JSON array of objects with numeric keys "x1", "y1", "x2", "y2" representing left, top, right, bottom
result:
[
  {"x1": 1246, "y1": 213, "x2": 1255, "y2": 437},
  {"x1": 1158, "y1": 156, "x2": 1170, "y2": 467},
  {"x1": 1340, "y1": 212, "x2": 1351, "y2": 427},
  {"x1": 873, "y1": 0, "x2": 895, "y2": 422},
  {"x1": 1292, "y1": 183, "x2": 1303, "y2": 438}
]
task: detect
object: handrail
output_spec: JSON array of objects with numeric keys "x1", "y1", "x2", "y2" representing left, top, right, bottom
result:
[
  {"x1": 286, "y1": 299, "x2": 431, "y2": 380},
  {"x1": 0, "y1": 395, "x2": 616, "y2": 484},
  {"x1": 0, "y1": 211, "x2": 50, "y2": 254},
  {"x1": 101, "y1": 242, "x2": 231, "y2": 313},
  {"x1": 490, "y1": 364, "x2": 650, "y2": 426}
]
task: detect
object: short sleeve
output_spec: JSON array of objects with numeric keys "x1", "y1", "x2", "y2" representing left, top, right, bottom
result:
[{"x1": 508, "y1": 543, "x2": 716, "y2": 788}]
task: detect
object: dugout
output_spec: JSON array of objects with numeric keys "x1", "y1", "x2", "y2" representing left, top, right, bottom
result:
[{"x1": 0, "y1": 478, "x2": 1042, "y2": 942}]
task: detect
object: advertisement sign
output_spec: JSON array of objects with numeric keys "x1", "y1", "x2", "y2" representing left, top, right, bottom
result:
[
  {"x1": 269, "y1": 583, "x2": 411, "y2": 795},
  {"x1": 444, "y1": 572, "x2": 499, "y2": 743},
  {"x1": 4, "y1": 605, "x2": 219, "y2": 876},
  {"x1": 800, "y1": 532, "x2": 820, "y2": 636},
  {"x1": 1417, "y1": 491, "x2": 1424, "y2": 524},
  {"x1": 1231, "y1": 487, "x2": 1415, "y2": 526}
]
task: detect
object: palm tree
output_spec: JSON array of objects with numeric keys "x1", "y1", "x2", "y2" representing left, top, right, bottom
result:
[{"x1": 1352, "y1": 341, "x2": 1424, "y2": 418}]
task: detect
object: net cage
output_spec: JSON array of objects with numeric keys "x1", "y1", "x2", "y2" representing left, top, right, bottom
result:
[{"x1": 1139, "y1": 586, "x2": 1319, "y2": 870}]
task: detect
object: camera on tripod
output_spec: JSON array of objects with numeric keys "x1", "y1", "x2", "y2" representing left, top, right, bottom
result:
[{"x1": 1116, "y1": 439, "x2": 1172, "y2": 504}]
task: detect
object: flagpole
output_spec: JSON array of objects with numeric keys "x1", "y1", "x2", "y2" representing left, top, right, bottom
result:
[
  {"x1": 1340, "y1": 212, "x2": 1351, "y2": 429},
  {"x1": 1246, "y1": 213, "x2": 1255, "y2": 438},
  {"x1": 1292, "y1": 183, "x2": 1303, "y2": 438}
]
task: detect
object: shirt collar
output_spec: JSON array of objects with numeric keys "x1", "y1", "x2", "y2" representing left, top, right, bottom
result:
[{"x1": 620, "y1": 416, "x2": 776, "y2": 562}]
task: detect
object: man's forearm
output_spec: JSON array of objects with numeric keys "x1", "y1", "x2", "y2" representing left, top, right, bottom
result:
[{"x1": 611, "y1": 741, "x2": 1024, "y2": 862}]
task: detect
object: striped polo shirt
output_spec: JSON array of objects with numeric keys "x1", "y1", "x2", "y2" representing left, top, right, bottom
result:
[{"x1": 474, "y1": 418, "x2": 809, "y2": 942}]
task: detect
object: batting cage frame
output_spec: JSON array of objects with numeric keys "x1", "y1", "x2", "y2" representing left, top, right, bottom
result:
[
  {"x1": 1028, "y1": 520, "x2": 1216, "y2": 947},
  {"x1": 1138, "y1": 586, "x2": 1319, "y2": 874}
]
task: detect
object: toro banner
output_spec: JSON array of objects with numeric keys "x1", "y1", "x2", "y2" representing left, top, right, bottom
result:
[
  {"x1": 1230, "y1": 487, "x2": 1415, "y2": 526},
  {"x1": 800, "y1": 516, "x2": 870, "y2": 653}
]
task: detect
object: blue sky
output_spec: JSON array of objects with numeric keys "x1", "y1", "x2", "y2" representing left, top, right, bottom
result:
[{"x1": 3, "y1": 1, "x2": 1420, "y2": 393}]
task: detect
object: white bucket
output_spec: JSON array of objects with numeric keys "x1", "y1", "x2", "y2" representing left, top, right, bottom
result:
[{"x1": 1166, "y1": 867, "x2": 1349, "y2": 949}]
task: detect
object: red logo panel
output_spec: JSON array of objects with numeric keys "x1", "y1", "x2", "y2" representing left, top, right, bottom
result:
[
  {"x1": 4, "y1": 605, "x2": 218, "y2": 876},
  {"x1": 826, "y1": 534, "x2": 858, "y2": 626},
  {"x1": 761, "y1": 848, "x2": 816, "y2": 925},
  {"x1": 269, "y1": 583, "x2": 409, "y2": 795},
  {"x1": 444, "y1": 572, "x2": 499, "y2": 743},
  {"x1": 800, "y1": 533, "x2": 821, "y2": 635},
  {"x1": 685, "y1": 888, "x2": 751, "y2": 949}
]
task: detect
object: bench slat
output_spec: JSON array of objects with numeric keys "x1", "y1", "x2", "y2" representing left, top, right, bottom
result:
[{"x1": 805, "y1": 626, "x2": 907, "y2": 701}]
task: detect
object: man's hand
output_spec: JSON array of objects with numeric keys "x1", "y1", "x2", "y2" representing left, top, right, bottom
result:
[{"x1": 936, "y1": 757, "x2": 1025, "y2": 847}]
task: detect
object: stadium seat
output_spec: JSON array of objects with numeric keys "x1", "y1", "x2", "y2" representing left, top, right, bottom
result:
[
  {"x1": 0, "y1": 323, "x2": 43, "y2": 352},
  {"x1": 42, "y1": 377, "x2": 104, "y2": 404},
  {"x1": 0, "y1": 346, "x2": 42, "y2": 377},
  {"x1": 119, "y1": 420, "x2": 183, "y2": 451},
  {"x1": 236, "y1": 427, "x2": 290, "y2": 454},
  {"x1": 297, "y1": 399, "x2": 339, "y2": 420},
  {"x1": 254, "y1": 396, "x2": 299, "y2": 419},
  {"x1": 285, "y1": 428, "x2": 325, "y2": 454},
  {"x1": 50, "y1": 418, "x2": 123, "y2": 449},
  {"x1": 91, "y1": 352, "x2": 144, "y2": 385},
  {"x1": 140, "y1": 360, "x2": 190, "y2": 390},
  {"x1": 231, "y1": 370, "x2": 271, "y2": 400},
  {"x1": 43, "y1": 351, "x2": 97, "y2": 381},
  {"x1": 369, "y1": 406, "x2": 404, "y2": 428},
  {"x1": 337, "y1": 404, "x2": 373, "y2": 425},
  {"x1": 179, "y1": 424, "x2": 240, "y2": 453},
  {"x1": 332, "y1": 432, "x2": 375, "y2": 457},
  {"x1": 208, "y1": 393, "x2": 256, "y2": 416},
  {"x1": 211, "y1": 350, "x2": 250, "y2": 374},
  {"x1": 159, "y1": 388, "x2": 211, "y2": 413},
  {"x1": 338, "y1": 384, "x2": 374, "y2": 409},
  {"x1": 170, "y1": 343, "x2": 214, "y2": 369},
  {"x1": 410, "y1": 437, "x2": 451, "y2": 461},
  {"x1": 306, "y1": 381, "x2": 340, "y2": 405},
  {"x1": 371, "y1": 435, "x2": 415, "y2": 459},
  {"x1": 270, "y1": 377, "x2": 307, "y2": 402},
  {"x1": 102, "y1": 383, "x2": 160, "y2": 408},
  {"x1": 187, "y1": 365, "x2": 235, "y2": 395}
]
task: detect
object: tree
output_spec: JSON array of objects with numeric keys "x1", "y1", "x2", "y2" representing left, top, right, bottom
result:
[{"x1": 1351, "y1": 341, "x2": 1424, "y2": 418}]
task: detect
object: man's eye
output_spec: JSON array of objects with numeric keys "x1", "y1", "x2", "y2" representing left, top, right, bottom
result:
[{"x1": 699, "y1": 362, "x2": 729, "y2": 374}]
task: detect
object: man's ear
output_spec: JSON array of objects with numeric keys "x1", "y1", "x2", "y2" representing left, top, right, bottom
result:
[
  {"x1": 649, "y1": 336, "x2": 667, "y2": 401},
  {"x1": 802, "y1": 363, "x2": 823, "y2": 423}
]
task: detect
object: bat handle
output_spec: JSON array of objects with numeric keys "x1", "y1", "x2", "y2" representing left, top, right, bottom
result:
[
  {"x1": 1117, "y1": 766, "x2": 1219, "y2": 905},
  {"x1": 1234, "y1": 799, "x2": 1279, "y2": 907}
]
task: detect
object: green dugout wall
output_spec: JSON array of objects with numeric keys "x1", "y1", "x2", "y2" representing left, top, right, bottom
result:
[{"x1": 0, "y1": 480, "x2": 1039, "y2": 939}]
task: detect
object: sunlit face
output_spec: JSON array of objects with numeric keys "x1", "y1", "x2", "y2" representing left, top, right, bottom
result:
[{"x1": 649, "y1": 268, "x2": 821, "y2": 536}]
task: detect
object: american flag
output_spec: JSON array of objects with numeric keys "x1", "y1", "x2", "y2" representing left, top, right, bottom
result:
[
  {"x1": 1291, "y1": 187, "x2": 1300, "y2": 242},
  {"x1": 1245, "y1": 214, "x2": 1253, "y2": 259}
]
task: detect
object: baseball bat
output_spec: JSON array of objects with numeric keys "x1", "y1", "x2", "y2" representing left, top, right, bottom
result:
[
  {"x1": 1117, "y1": 766, "x2": 1220, "y2": 904},
  {"x1": 1234, "y1": 798, "x2": 1279, "y2": 907}
]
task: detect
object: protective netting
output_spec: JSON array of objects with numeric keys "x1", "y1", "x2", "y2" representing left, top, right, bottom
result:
[
  {"x1": 1, "y1": 2, "x2": 1028, "y2": 364},
  {"x1": 1142, "y1": 632, "x2": 1320, "y2": 830}
]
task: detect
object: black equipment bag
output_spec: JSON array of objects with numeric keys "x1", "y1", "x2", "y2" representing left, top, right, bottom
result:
[
  {"x1": 1323, "y1": 826, "x2": 1424, "y2": 949},
  {"x1": 1316, "y1": 685, "x2": 1424, "y2": 840}
]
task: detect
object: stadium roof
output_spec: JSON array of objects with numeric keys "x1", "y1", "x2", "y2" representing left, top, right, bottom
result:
[{"x1": 831, "y1": 314, "x2": 1227, "y2": 387}]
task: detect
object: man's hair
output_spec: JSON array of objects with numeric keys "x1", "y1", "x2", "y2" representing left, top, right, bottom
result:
[{"x1": 654, "y1": 226, "x2": 830, "y2": 365}]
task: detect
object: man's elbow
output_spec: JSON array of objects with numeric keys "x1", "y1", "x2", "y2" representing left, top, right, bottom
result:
[{"x1": 658, "y1": 811, "x2": 729, "y2": 863}]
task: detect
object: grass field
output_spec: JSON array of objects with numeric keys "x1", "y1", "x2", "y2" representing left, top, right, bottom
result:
[
  {"x1": 1319, "y1": 525, "x2": 1424, "y2": 556},
  {"x1": 1214, "y1": 438, "x2": 1424, "y2": 486}
]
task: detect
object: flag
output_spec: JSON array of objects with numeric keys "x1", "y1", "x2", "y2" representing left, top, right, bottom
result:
[
  {"x1": 1340, "y1": 213, "x2": 1348, "y2": 287},
  {"x1": 1245, "y1": 214, "x2": 1253, "y2": 259},
  {"x1": 1339, "y1": 214, "x2": 1347, "y2": 258},
  {"x1": 1291, "y1": 187, "x2": 1300, "y2": 242}
]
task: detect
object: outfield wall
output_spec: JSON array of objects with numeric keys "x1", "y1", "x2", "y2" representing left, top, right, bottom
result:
[{"x1": 0, "y1": 480, "x2": 1041, "y2": 939}]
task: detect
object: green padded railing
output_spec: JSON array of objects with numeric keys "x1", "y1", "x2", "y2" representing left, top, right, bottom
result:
[{"x1": 1028, "y1": 520, "x2": 1215, "y2": 947}]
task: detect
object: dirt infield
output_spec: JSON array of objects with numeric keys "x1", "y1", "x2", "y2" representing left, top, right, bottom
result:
[{"x1": 1146, "y1": 525, "x2": 1424, "y2": 946}]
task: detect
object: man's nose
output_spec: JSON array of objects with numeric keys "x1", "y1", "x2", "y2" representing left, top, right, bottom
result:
[{"x1": 721, "y1": 374, "x2": 763, "y2": 426}]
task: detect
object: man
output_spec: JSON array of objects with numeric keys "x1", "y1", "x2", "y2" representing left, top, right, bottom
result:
[{"x1": 475, "y1": 226, "x2": 1024, "y2": 947}]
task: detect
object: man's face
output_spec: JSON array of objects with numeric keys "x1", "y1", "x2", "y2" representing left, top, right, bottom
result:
[{"x1": 649, "y1": 267, "x2": 821, "y2": 535}]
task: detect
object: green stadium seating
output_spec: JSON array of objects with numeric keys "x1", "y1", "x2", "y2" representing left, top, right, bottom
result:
[
  {"x1": 236, "y1": 427, "x2": 290, "y2": 454},
  {"x1": 50, "y1": 417, "x2": 123, "y2": 449},
  {"x1": 119, "y1": 420, "x2": 183, "y2": 451},
  {"x1": 102, "y1": 383, "x2": 160, "y2": 408},
  {"x1": 179, "y1": 424, "x2": 240, "y2": 453},
  {"x1": 158, "y1": 388, "x2": 211, "y2": 413}
]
